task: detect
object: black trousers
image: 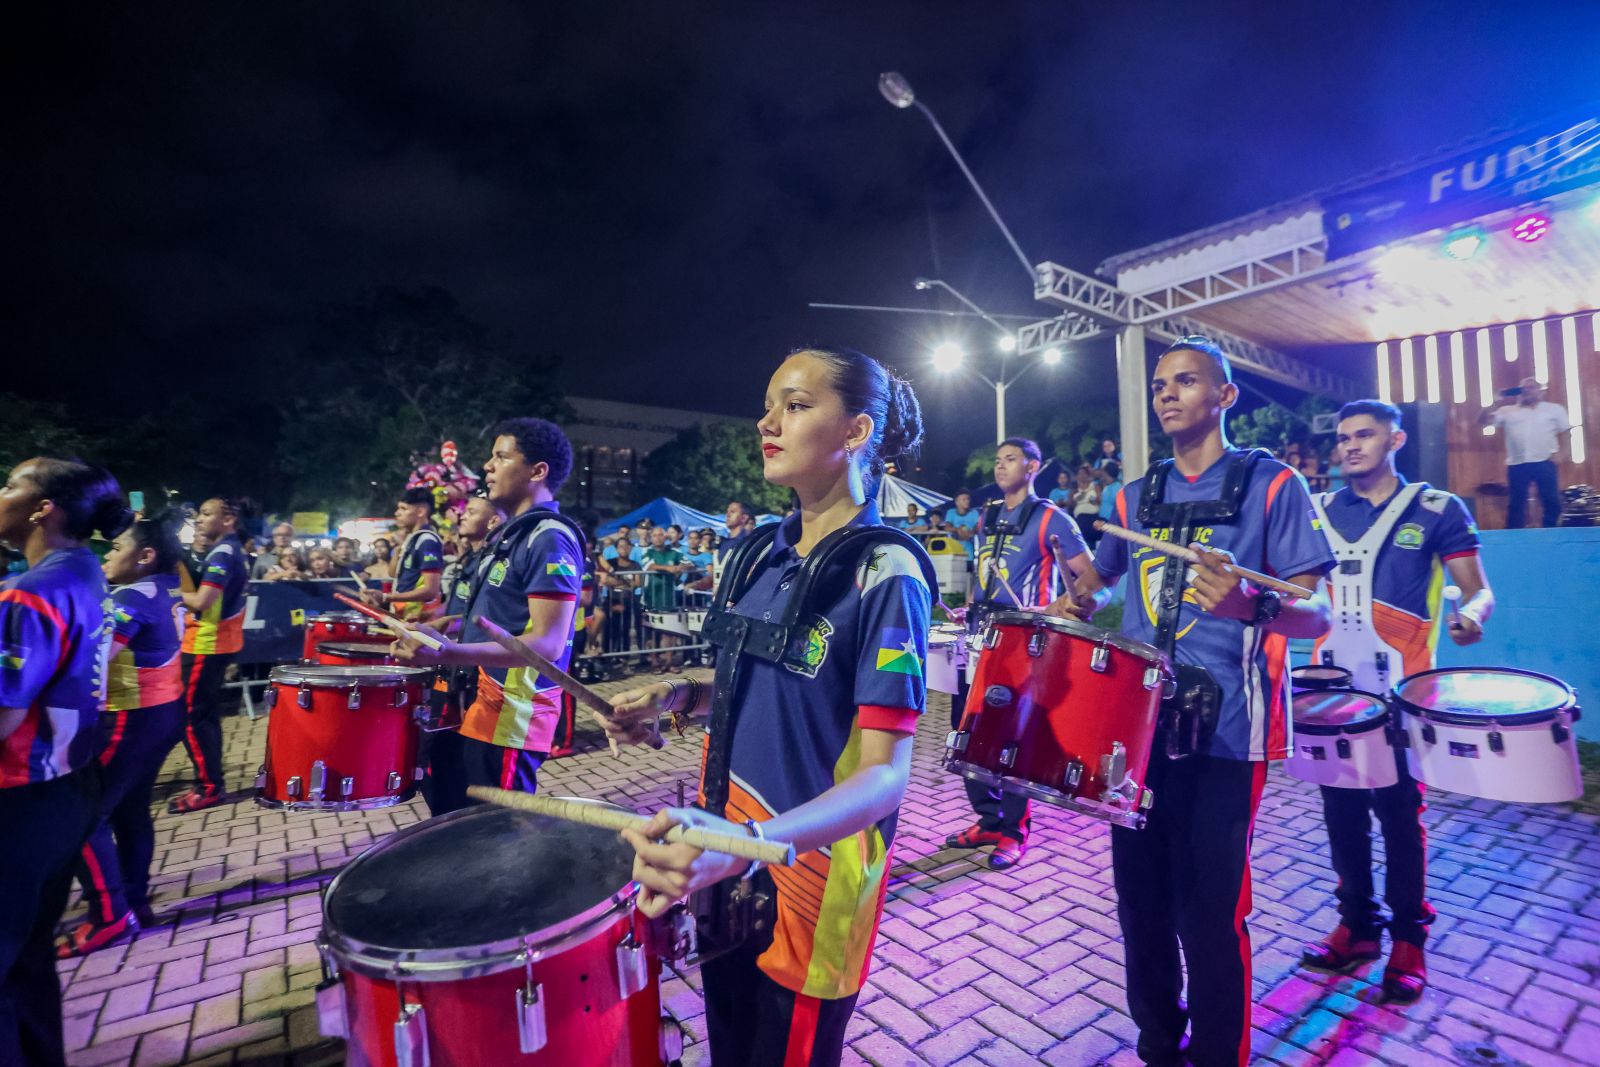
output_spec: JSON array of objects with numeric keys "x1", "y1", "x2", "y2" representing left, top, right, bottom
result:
[
  {"x1": 77, "y1": 701, "x2": 186, "y2": 923},
  {"x1": 424, "y1": 730, "x2": 544, "y2": 816},
  {"x1": 1506, "y1": 460, "x2": 1562, "y2": 528},
  {"x1": 951, "y1": 672, "x2": 1029, "y2": 839},
  {"x1": 1112, "y1": 753, "x2": 1266, "y2": 1067},
  {"x1": 703, "y1": 940, "x2": 859, "y2": 1067},
  {"x1": 1319, "y1": 755, "x2": 1433, "y2": 946},
  {"x1": 0, "y1": 766, "x2": 101, "y2": 1067},
  {"x1": 179, "y1": 652, "x2": 233, "y2": 794}
]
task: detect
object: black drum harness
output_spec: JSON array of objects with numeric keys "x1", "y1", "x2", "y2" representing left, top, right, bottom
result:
[
  {"x1": 967, "y1": 494, "x2": 1043, "y2": 635},
  {"x1": 1135, "y1": 448, "x2": 1270, "y2": 758}
]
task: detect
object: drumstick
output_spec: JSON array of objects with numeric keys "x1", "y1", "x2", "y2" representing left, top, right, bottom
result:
[
  {"x1": 990, "y1": 565, "x2": 1026, "y2": 610},
  {"x1": 466, "y1": 787, "x2": 795, "y2": 867},
  {"x1": 1091, "y1": 521, "x2": 1312, "y2": 600},
  {"x1": 1442, "y1": 584, "x2": 1463, "y2": 629},
  {"x1": 333, "y1": 592, "x2": 445, "y2": 649},
  {"x1": 476, "y1": 617, "x2": 664, "y2": 752}
]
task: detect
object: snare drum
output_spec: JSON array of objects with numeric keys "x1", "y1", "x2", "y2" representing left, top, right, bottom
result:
[
  {"x1": 317, "y1": 802, "x2": 679, "y2": 1066},
  {"x1": 926, "y1": 624, "x2": 966, "y2": 695},
  {"x1": 1292, "y1": 663, "x2": 1354, "y2": 692},
  {"x1": 315, "y1": 641, "x2": 398, "y2": 667},
  {"x1": 257, "y1": 665, "x2": 429, "y2": 810},
  {"x1": 302, "y1": 610, "x2": 390, "y2": 661},
  {"x1": 1286, "y1": 689, "x2": 1398, "y2": 789},
  {"x1": 946, "y1": 611, "x2": 1171, "y2": 828},
  {"x1": 1394, "y1": 668, "x2": 1583, "y2": 804}
]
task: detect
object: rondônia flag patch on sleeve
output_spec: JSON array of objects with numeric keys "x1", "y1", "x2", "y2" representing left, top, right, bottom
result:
[{"x1": 874, "y1": 628, "x2": 922, "y2": 677}]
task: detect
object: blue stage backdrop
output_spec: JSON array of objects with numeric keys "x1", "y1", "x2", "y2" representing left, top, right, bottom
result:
[{"x1": 238, "y1": 578, "x2": 366, "y2": 665}]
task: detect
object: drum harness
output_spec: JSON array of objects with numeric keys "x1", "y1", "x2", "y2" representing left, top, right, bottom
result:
[
  {"x1": 1135, "y1": 448, "x2": 1270, "y2": 758},
  {"x1": 968, "y1": 495, "x2": 1044, "y2": 633},
  {"x1": 690, "y1": 520, "x2": 939, "y2": 963}
]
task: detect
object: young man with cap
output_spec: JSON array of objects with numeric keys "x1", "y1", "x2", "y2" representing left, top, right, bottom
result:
[
  {"x1": 366, "y1": 487, "x2": 443, "y2": 621},
  {"x1": 1050, "y1": 337, "x2": 1334, "y2": 1067},
  {"x1": 1300, "y1": 399, "x2": 1493, "y2": 1002},
  {"x1": 394, "y1": 418, "x2": 582, "y2": 811},
  {"x1": 945, "y1": 437, "x2": 1093, "y2": 870}
]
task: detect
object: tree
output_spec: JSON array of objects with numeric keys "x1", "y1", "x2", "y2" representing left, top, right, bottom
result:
[
  {"x1": 277, "y1": 287, "x2": 569, "y2": 515},
  {"x1": 1230, "y1": 394, "x2": 1338, "y2": 452},
  {"x1": 0, "y1": 393, "x2": 98, "y2": 473},
  {"x1": 959, "y1": 400, "x2": 1118, "y2": 490},
  {"x1": 637, "y1": 421, "x2": 789, "y2": 515}
]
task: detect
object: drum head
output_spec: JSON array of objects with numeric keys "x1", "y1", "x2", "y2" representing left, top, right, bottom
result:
[
  {"x1": 269, "y1": 664, "x2": 432, "y2": 687},
  {"x1": 1292, "y1": 689, "x2": 1388, "y2": 735},
  {"x1": 929, "y1": 624, "x2": 962, "y2": 649},
  {"x1": 1292, "y1": 664, "x2": 1353, "y2": 691},
  {"x1": 1394, "y1": 668, "x2": 1575, "y2": 726},
  {"x1": 325, "y1": 803, "x2": 635, "y2": 961}
]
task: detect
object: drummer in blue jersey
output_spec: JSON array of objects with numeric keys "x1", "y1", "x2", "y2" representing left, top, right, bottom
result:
[
  {"x1": 601, "y1": 347, "x2": 933, "y2": 1067},
  {"x1": 946, "y1": 437, "x2": 1094, "y2": 870},
  {"x1": 1299, "y1": 400, "x2": 1494, "y2": 1002},
  {"x1": 367, "y1": 487, "x2": 444, "y2": 622},
  {"x1": 1049, "y1": 337, "x2": 1334, "y2": 1067},
  {"x1": 0, "y1": 458, "x2": 130, "y2": 1065},
  {"x1": 59, "y1": 510, "x2": 188, "y2": 958}
]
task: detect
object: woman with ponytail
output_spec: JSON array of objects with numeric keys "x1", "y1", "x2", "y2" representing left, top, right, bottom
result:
[
  {"x1": 0, "y1": 457, "x2": 129, "y2": 1064},
  {"x1": 57, "y1": 510, "x2": 188, "y2": 958},
  {"x1": 603, "y1": 347, "x2": 933, "y2": 1066},
  {"x1": 171, "y1": 495, "x2": 253, "y2": 813}
]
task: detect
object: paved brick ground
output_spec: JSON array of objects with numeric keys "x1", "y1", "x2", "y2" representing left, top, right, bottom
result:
[{"x1": 57, "y1": 679, "x2": 1600, "y2": 1066}]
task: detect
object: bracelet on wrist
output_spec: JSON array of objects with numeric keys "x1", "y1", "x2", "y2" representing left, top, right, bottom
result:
[{"x1": 740, "y1": 818, "x2": 766, "y2": 881}]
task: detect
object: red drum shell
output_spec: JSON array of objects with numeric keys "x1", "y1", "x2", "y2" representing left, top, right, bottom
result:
[
  {"x1": 258, "y1": 665, "x2": 426, "y2": 810},
  {"x1": 951, "y1": 612, "x2": 1168, "y2": 826},
  {"x1": 302, "y1": 611, "x2": 391, "y2": 661}
]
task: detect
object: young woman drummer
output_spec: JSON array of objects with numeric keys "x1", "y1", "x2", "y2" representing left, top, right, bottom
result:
[
  {"x1": 58, "y1": 509, "x2": 187, "y2": 957},
  {"x1": 0, "y1": 457, "x2": 131, "y2": 1064},
  {"x1": 604, "y1": 347, "x2": 932, "y2": 1067}
]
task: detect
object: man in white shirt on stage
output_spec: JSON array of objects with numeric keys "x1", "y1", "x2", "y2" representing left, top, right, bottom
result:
[{"x1": 1479, "y1": 376, "x2": 1571, "y2": 528}]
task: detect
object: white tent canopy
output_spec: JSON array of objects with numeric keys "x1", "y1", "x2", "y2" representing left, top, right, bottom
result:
[{"x1": 877, "y1": 473, "x2": 950, "y2": 520}]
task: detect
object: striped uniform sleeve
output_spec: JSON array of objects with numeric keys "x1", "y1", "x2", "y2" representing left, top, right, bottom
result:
[
  {"x1": 852, "y1": 543, "x2": 931, "y2": 728},
  {"x1": 1432, "y1": 494, "x2": 1481, "y2": 562},
  {"x1": 0, "y1": 588, "x2": 67, "y2": 708},
  {"x1": 1263, "y1": 468, "x2": 1336, "y2": 580},
  {"x1": 1093, "y1": 486, "x2": 1133, "y2": 581}
]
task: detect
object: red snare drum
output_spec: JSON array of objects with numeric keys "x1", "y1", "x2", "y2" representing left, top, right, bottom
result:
[
  {"x1": 257, "y1": 665, "x2": 428, "y2": 811},
  {"x1": 945, "y1": 611, "x2": 1171, "y2": 828},
  {"x1": 302, "y1": 610, "x2": 391, "y2": 662},
  {"x1": 316, "y1": 641, "x2": 398, "y2": 667},
  {"x1": 317, "y1": 802, "x2": 682, "y2": 1067}
]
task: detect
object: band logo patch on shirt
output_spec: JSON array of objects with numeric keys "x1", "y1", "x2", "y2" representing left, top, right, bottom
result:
[
  {"x1": 874, "y1": 628, "x2": 922, "y2": 677},
  {"x1": 1393, "y1": 523, "x2": 1424, "y2": 550},
  {"x1": 487, "y1": 560, "x2": 509, "y2": 587},
  {"x1": 784, "y1": 617, "x2": 833, "y2": 678},
  {"x1": 545, "y1": 559, "x2": 578, "y2": 577}
]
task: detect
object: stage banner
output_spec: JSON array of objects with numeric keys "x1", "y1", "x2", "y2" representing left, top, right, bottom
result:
[
  {"x1": 1323, "y1": 109, "x2": 1600, "y2": 260},
  {"x1": 238, "y1": 578, "x2": 365, "y2": 665}
]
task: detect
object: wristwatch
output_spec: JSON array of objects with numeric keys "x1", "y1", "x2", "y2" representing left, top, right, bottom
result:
[{"x1": 1250, "y1": 589, "x2": 1282, "y2": 626}]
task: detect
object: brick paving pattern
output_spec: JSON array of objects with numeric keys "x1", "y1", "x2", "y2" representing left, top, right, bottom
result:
[{"x1": 57, "y1": 680, "x2": 1600, "y2": 1066}]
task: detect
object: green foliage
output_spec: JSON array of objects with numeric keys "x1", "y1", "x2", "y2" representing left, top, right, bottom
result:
[
  {"x1": 276, "y1": 287, "x2": 569, "y2": 515},
  {"x1": 0, "y1": 393, "x2": 98, "y2": 473},
  {"x1": 638, "y1": 421, "x2": 789, "y2": 515},
  {"x1": 1230, "y1": 394, "x2": 1339, "y2": 452},
  {"x1": 961, "y1": 400, "x2": 1119, "y2": 487}
]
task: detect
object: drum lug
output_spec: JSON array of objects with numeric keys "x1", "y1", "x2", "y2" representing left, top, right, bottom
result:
[
  {"x1": 266, "y1": 685, "x2": 279, "y2": 709},
  {"x1": 1420, "y1": 723, "x2": 1437, "y2": 745},
  {"x1": 340, "y1": 776, "x2": 355, "y2": 799},
  {"x1": 998, "y1": 743, "x2": 1018, "y2": 769},
  {"x1": 1486, "y1": 730, "x2": 1504, "y2": 754},
  {"x1": 983, "y1": 624, "x2": 1000, "y2": 650},
  {"x1": 945, "y1": 730, "x2": 970, "y2": 755},
  {"x1": 1552, "y1": 720, "x2": 1571, "y2": 744},
  {"x1": 286, "y1": 776, "x2": 303, "y2": 799},
  {"x1": 1064, "y1": 760, "x2": 1083, "y2": 789},
  {"x1": 347, "y1": 684, "x2": 362, "y2": 710},
  {"x1": 516, "y1": 955, "x2": 547, "y2": 1055},
  {"x1": 314, "y1": 978, "x2": 347, "y2": 1039},
  {"x1": 1142, "y1": 665, "x2": 1162, "y2": 690},
  {"x1": 388, "y1": 771, "x2": 404, "y2": 793},
  {"x1": 297, "y1": 684, "x2": 313, "y2": 710},
  {"x1": 1027, "y1": 631, "x2": 1046, "y2": 658},
  {"x1": 1090, "y1": 644, "x2": 1110, "y2": 673},
  {"x1": 983, "y1": 685, "x2": 1013, "y2": 708},
  {"x1": 1100, "y1": 742, "x2": 1128, "y2": 799},
  {"x1": 617, "y1": 932, "x2": 649, "y2": 1000},
  {"x1": 308, "y1": 760, "x2": 327, "y2": 803},
  {"x1": 395, "y1": 686, "x2": 409, "y2": 708},
  {"x1": 1336, "y1": 738, "x2": 1352, "y2": 759},
  {"x1": 393, "y1": 1002, "x2": 429, "y2": 1067}
]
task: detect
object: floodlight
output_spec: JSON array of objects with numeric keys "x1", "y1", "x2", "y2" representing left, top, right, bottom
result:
[{"x1": 931, "y1": 341, "x2": 964, "y2": 372}]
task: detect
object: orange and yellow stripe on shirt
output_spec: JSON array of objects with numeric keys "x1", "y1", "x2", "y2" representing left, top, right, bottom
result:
[
  {"x1": 105, "y1": 647, "x2": 182, "y2": 711},
  {"x1": 181, "y1": 600, "x2": 243, "y2": 655}
]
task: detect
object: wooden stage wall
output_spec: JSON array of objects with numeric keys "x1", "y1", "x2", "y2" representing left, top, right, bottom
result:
[{"x1": 1375, "y1": 313, "x2": 1599, "y2": 529}]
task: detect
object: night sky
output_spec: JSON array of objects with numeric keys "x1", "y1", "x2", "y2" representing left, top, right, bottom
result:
[{"x1": 6, "y1": 2, "x2": 1600, "y2": 479}]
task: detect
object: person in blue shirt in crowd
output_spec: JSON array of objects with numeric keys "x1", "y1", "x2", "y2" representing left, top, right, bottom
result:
[
  {"x1": 1048, "y1": 467, "x2": 1075, "y2": 507},
  {"x1": 602, "y1": 346, "x2": 932, "y2": 1067},
  {"x1": 0, "y1": 457, "x2": 130, "y2": 1066},
  {"x1": 1097, "y1": 461, "x2": 1123, "y2": 523},
  {"x1": 942, "y1": 487, "x2": 980, "y2": 560},
  {"x1": 714, "y1": 501, "x2": 755, "y2": 563},
  {"x1": 1050, "y1": 337, "x2": 1334, "y2": 1067}
]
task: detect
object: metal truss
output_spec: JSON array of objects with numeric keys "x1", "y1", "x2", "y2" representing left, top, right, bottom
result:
[
  {"x1": 1015, "y1": 313, "x2": 1108, "y2": 352},
  {"x1": 1123, "y1": 237, "x2": 1330, "y2": 323},
  {"x1": 1032, "y1": 262, "x2": 1166, "y2": 323}
]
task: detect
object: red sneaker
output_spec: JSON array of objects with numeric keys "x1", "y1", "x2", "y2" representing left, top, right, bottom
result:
[
  {"x1": 56, "y1": 912, "x2": 140, "y2": 959},
  {"x1": 1301, "y1": 925, "x2": 1382, "y2": 971},
  {"x1": 988, "y1": 836, "x2": 1027, "y2": 870},
  {"x1": 945, "y1": 823, "x2": 1005, "y2": 849},
  {"x1": 1383, "y1": 942, "x2": 1427, "y2": 1002},
  {"x1": 167, "y1": 788, "x2": 224, "y2": 814}
]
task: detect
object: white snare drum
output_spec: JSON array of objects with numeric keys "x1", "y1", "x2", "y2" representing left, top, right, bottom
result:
[
  {"x1": 927, "y1": 624, "x2": 966, "y2": 695},
  {"x1": 1394, "y1": 668, "x2": 1582, "y2": 804},
  {"x1": 1287, "y1": 689, "x2": 1398, "y2": 790}
]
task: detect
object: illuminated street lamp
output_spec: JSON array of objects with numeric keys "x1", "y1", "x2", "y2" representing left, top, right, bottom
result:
[{"x1": 921, "y1": 278, "x2": 1061, "y2": 441}]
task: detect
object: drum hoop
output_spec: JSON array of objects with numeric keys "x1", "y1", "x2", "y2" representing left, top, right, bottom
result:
[
  {"x1": 320, "y1": 801, "x2": 638, "y2": 982},
  {"x1": 317, "y1": 642, "x2": 392, "y2": 657},
  {"x1": 307, "y1": 611, "x2": 369, "y2": 625},
  {"x1": 1291, "y1": 689, "x2": 1390, "y2": 736},
  {"x1": 1392, "y1": 667, "x2": 1577, "y2": 727},
  {"x1": 985, "y1": 610, "x2": 1168, "y2": 666},
  {"x1": 268, "y1": 664, "x2": 433, "y2": 688},
  {"x1": 1290, "y1": 665, "x2": 1354, "y2": 692}
]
